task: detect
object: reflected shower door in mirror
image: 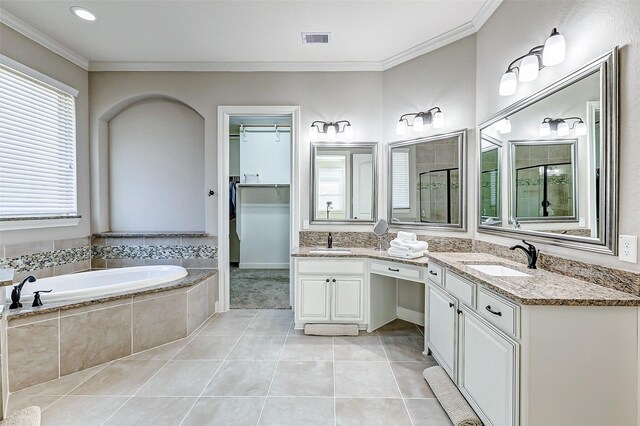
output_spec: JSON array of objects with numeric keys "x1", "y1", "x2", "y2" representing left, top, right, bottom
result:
[
  {"x1": 388, "y1": 130, "x2": 466, "y2": 230},
  {"x1": 310, "y1": 142, "x2": 377, "y2": 223},
  {"x1": 477, "y1": 47, "x2": 618, "y2": 254}
]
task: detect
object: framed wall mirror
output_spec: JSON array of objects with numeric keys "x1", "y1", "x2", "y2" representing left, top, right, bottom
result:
[
  {"x1": 478, "y1": 47, "x2": 618, "y2": 254},
  {"x1": 388, "y1": 130, "x2": 466, "y2": 230},
  {"x1": 310, "y1": 142, "x2": 377, "y2": 223}
]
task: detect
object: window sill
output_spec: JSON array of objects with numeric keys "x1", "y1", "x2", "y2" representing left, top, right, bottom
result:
[{"x1": 0, "y1": 216, "x2": 81, "y2": 231}]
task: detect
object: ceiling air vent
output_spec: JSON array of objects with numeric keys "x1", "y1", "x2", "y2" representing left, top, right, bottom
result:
[{"x1": 302, "y1": 32, "x2": 332, "y2": 44}]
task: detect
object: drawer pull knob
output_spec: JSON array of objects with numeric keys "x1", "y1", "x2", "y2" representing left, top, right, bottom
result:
[
  {"x1": 429, "y1": 271, "x2": 438, "y2": 276},
  {"x1": 449, "y1": 302, "x2": 454, "y2": 308},
  {"x1": 485, "y1": 305, "x2": 502, "y2": 316},
  {"x1": 326, "y1": 279, "x2": 330, "y2": 283},
  {"x1": 388, "y1": 268, "x2": 400, "y2": 272},
  {"x1": 332, "y1": 279, "x2": 336, "y2": 282},
  {"x1": 457, "y1": 309, "x2": 462, "y2": 315}
]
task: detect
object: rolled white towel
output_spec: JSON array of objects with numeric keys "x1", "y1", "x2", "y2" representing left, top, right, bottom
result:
[
  {"x1": 396, "y1": 231, "x2": 417, "y2": 241},
  {"x1": 388, "y1": 248, "x2": 426, "y2": 259},
  {"x1": 390, "y1": 239, "x2": 428, "y2": 251}
]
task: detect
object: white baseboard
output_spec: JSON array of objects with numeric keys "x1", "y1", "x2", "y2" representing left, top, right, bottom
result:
[
  {"x1": 239, "y1": 262, "x2": 290, "y2": 269},
  {"x1": 397, "y1": 306, "x2": 425, "y2": 327}
]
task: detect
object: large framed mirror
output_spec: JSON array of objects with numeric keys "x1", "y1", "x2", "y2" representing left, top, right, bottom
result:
[
  {"x1": 310, "y1": 142, "x2": 377, "y2": 223},
  {"x1": 478, "y1": 47, "x2": 618, "y2": 254},
  {"x1": 388, "y1": 130, "x2": 466, "y2": 230}
]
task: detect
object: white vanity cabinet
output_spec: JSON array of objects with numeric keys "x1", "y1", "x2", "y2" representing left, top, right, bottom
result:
[
  {"x1": 294, "y1": 258, "x2": 366, "y2": 327},
  {"x1": 426, "y1": 284, "x2": 457, "y2": 378}
]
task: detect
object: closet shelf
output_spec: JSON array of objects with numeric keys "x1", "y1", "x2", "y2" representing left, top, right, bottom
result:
[{"x1": 236, "y1": 183, "x2": 290, "y2": 188}]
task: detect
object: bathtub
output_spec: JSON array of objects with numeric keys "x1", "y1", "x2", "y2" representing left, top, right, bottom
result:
[{"x1": 6, "y1": 265, "x2": 188, "y2": 305}]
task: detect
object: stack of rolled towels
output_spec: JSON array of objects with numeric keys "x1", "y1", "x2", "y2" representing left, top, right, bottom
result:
[{"x1": 388, "y1": 231, "x2": 428, "y2": 259}]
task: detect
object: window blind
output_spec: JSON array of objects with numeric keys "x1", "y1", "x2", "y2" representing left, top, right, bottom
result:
[
  {"x1": 0, "y1": 63, "x2": 77, "y2": 218},
  {"x1": 392, "y1": 151, "x2": 410, "y2": 209}
]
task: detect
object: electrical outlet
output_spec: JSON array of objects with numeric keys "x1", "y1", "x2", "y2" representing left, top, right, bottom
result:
[
  {"x1": 303, "y1": 219, "x2": 310, "y2": 230},
  {"x1": 619, "y1": 235, "x2": 638, "y2": 263}
]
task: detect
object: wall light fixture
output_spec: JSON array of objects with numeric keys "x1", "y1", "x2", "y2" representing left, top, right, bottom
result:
[
  {"x1": 396, "y1": 107, "x2": 444, "y2": 136},
  {"x1": 309, "y1": 120, "x2": 353, "y2": 141}
]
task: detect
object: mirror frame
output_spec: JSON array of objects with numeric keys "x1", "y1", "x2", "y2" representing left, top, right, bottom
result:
[
  {"x1": 310, "y1": 141, "x2": 378, "y2": 224},
  {"x1": 477, "y1": 47, "x2": 618, "y2": 255},
  {"x1": 480, "y1": 134, "x2": 503, "y2": 226},
  {"x1": 387, "y1": 129, "x2": 467, "y2": 231},
  {"x1": 509, "y1": 139, "x2": 578, "y2": 223}
]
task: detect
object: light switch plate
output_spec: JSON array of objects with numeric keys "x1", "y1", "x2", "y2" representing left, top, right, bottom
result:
[
  {"x1": 303, "y1": 219, "x2": 310, "y2": 230},
  {"x1": 619, "y1": 235, "x2": 637, "y2": 263}
]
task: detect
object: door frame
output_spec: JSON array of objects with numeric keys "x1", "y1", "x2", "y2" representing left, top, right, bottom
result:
[{"x1": 216, "y1": 105, "x2": 300, "y2": 311}]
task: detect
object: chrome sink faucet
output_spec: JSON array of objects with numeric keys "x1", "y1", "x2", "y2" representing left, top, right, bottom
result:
[{"x1": 509, "y1": 240, "x2": 539, "y2": 269}]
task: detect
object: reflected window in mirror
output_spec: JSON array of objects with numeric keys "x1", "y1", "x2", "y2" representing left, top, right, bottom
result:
[
  {"x1": 388, "y1": 130, "x2": 466, "y2": 230},
  {"x1": 477, "y1": 47, "x2": 618, "y2": 254},
  {"x1": 311, "y1": 142, "x2": 377, "y2": 223}
]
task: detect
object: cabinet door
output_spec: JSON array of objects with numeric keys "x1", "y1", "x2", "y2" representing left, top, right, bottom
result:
[
  {"x1": 331, "y1": 277, "x2": 364, "y2": 322},
  {"x1": 458, "y1": 307, "x2": 518, "y2": 426},
  {"x1": 298, "y1": 277, "x2": 331, "y2": 322},
  {"x1": 426, "y1": 284, "x2": 457, "y2": 379}
]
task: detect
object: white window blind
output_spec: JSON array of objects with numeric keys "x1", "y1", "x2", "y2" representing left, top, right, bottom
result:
[
  {"x1": 0, "y1": 61, "x2": 78, "y2": 218},
  {"x1": 392, "y1": 151, "x2": 410, "y2": 209}
]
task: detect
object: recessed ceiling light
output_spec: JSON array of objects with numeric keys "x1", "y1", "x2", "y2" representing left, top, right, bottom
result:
[{"x1": 70, "y1": 6, "x2": 97, "y2": 22}]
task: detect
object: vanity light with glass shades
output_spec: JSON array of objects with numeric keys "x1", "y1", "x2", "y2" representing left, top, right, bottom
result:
[{"x1": 479, "y1": 47, "x2": 619, "y2": 254}]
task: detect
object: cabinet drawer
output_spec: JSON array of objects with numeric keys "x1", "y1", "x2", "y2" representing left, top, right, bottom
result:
[
  {"x1": 297, "y1": 259, "x2": 364, "y2": 275},
  {"x1": 477, "y1": 288, "x2": 519, "y2": 338},
  {"x1": 444, "y1": 271, "x2": 475, "y2": 308},
  {"x1": 427, "y1": 262, "x2": 443, "y2": 286},
  {"x1": 370, "y1": 260, "x2": 422, "y2": 281}
]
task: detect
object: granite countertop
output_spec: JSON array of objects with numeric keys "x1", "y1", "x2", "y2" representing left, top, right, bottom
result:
[
  {"x1": 3, "y1": 269, "x2": 217, "y2": 320},
  {"x1": 291, "y1": 247, "x2": 430, "y2": 267},
  {"x1": 94, "y1": 232, "x2": 211, "y2": 238},
  {"x1": 427, "y1": 252, "x2": 640, "y2": 307}
]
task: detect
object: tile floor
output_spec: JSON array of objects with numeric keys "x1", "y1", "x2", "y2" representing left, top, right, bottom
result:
[{"x1": 7, "y1": 310, "x2": 452, "y2": 426}]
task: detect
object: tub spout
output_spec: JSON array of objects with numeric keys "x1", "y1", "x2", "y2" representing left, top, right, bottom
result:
[{"x1": 9, "y1": 276, "x2": 36, "y2": 309}]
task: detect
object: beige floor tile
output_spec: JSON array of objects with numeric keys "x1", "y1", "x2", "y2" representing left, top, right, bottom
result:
[
  {"x1": 280, "y1": 336, "x2": 333, "y2": 361},
  {"x1": 12, "y1": 364, "x2": 108, "y2": 397},
  {"x1": 390, "y1": 361, "x2": 438, "y2": 398},
  {"x1": 127, "y1": 339, "x2": 188, "y2": 361},
  {"x1": 380, "y1": 336, "x2": 429, "y2": 361},
  {"x1": 202, "y1": 361, "x2": 277, "y2": 396},
  {"x1": 259, "y1": 397, "x2": 334, "y2": 426},
  {"x1": 41, "y1": 395, "x2": 127, "y2": 426},
  {"x1": 6, "y1": 395, "x2": 61, "y2": 416},
  {"x1": 254, "y1": 309, "x2": 293, "y2": 319},
  {"x1": 404, "y1": 398, "x2": 454, "y2": 425},
  {"x1": 376, "y1": 319, "x2": 423, "y2": 336},
  {"x1": 198, "y1": 317, "x2": 253, "y2": 336},
  {"x1": 216, "y1": 309, "x2": 258, "y2": 319},
  {"x1": 335, "y1": 398, "x2": 412, "y2": 426},
  {"x1": 333, "y1": 336, "x2": 387, "y2": 361},
  {"x1": 181, "y1": 397, "x2": 264, "y2": 426},
  {"x1": 136, "y1": 361, "x2": 222, "y2": 396},
  {"x1": 173, "y1": 335, "x2": 239, "y2": 360},
  {"x1": 243, "y1": 319, "x2": 292, "y2": 336},
  {"x1": 227, "y1": 336, "x2": 286, "y2": 360},
  {"x1": 334, "y1": 362, "x2": 401, "y2": 398},
  {"x1": 104, "y1": 396, "x2": 196, "y2": 426},
  {"x1": 269, "y1": 361, "x2": 333, "y2": 397},
  {"x1": 70, "y1": 360, "x2": 166, "y2": 396}
]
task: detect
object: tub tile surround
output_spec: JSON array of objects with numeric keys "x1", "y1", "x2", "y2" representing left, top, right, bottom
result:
[
  {"x1": 4, "y1": 270, "x2": 218, "y2": 392},
  {"x1": 299, "y1": 231, "x2": 640, "y2": 296},
  {"x1": 5, "y1": 314, "x2": 452, "y2": 426}
]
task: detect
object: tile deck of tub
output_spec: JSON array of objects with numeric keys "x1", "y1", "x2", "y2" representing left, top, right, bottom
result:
[{"x1": 7, "y1": 311, "x2": 452, "y2": 426}]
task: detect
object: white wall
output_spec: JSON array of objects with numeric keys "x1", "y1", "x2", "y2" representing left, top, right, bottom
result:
[
  {"x1": 108, "y1": 99, "x2": 205, "y2": 231},
  {"x1": 475, "y1": 0, "x2": 640, "y2": 271},
  {"x1": 0, "y1": 24, "x2": 90, "y2": 246}
]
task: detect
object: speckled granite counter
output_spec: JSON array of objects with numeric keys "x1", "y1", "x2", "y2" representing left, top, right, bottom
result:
[
  {"x1": 427, "y1": 252, "x2": 640, "y2": 307},
  {"x1": 291, "y1": 247, "x2": 429, "y2": 267},
  {"x1": 3, "y1": 268, "x2": 217, "y2": 320},
  {"x1": 94, "y1": 232, "x2": 211, "y2": 238}
]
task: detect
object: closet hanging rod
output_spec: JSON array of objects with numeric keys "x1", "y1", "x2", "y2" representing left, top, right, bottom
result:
[
  {"x1": 236, "y1": 183, "x2": 290, "y2": 188},
  {"x1": 238, "y1": 125, "x2": 291, "y2": 132}
]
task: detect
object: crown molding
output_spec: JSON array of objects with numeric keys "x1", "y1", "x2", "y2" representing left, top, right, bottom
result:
[
  {"x1": 89, "y1": 60, "x2": 384, "y2": 72},
  {"x1": 2, "y1": 0, "x2": 501, "y2": 73},
  {"x1": 0, "y1": 9, "x2": 89, "y2": 70}
]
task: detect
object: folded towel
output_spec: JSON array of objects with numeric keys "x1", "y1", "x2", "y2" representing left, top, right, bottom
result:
[
  {"x1": 390, "y1": 239, "x2": 428, "y2": 251},
  {"x1": 396, "y1": 231, "x2": 417, "y2": 241},
  {"x1": 387, "y1": 248, "x2": 426, "y2": 259},
  {"x1": 423, "y1": 366, "x2": 483, "y2": 426}
]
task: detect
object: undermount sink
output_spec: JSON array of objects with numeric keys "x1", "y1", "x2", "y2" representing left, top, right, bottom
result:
[
  {"x1": 308, "y1": 249, "x2": 352, "y2": 255},
  {"x1": 467, "y1": 264, "x2": 530, "y2": 277}
]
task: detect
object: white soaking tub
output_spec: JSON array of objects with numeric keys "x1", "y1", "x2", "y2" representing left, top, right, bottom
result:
[{"x1": 6, "y1": 265, "x2": 188, "y2": 305}]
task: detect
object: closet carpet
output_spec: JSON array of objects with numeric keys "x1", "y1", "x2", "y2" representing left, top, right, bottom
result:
[{"x1": 230, "y1": 266, "x2": 290, "y2": 309}]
